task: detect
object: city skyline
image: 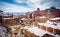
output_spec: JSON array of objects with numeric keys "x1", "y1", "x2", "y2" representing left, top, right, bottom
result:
[
  {"x1": 0, "y1": 0, "x2": 60, "y2": 13},
  {"x1": 0, "y1": 0, "x2": 60, "y2": 37}
]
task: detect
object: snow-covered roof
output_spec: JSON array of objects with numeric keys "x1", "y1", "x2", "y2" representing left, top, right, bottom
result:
[
  {"x1": 50, "y1": 17, "x2": 60, "y2": 20},
  {"x1": 2, "y1": 15, "x2": 12, "y2": 16},
  {"x1": 40, "y1": 16, "x2": 47, "y2": 18},
  {"x1": 21, "y1": 18, "x2": 28, "y2": 20},
  {"x1": 24, "y1": 27, "x2": 60, "y2": 37},
  {"x1": 3, "y1": 18, "x2": 15, "y2": 19},
  {"x1": 21, "y1": 18, "x2": 33, "y2": 20},
  {"x1": 27, "y1": 27, "x2": 47, "y2": 36},
  {"x1": 38, "y1": 20, "x2": 60, "y2": 30}
]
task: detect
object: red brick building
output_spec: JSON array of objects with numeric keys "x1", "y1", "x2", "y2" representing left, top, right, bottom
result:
[
  {"x1": 32, "y1": 8, "x2": 41, "y2": 20},
  {"x1": 2, "y1": 14, "x2": 19, "y2": 26},
  {"x1": 40, "y1": 7, "x2": 60, "y2": 18},
  {"x1": 32, "y1": 7, "x2": 60, "y2": 20},
  {"x1": 2, "y1": 18, "x2": 19, "y2": 26}
]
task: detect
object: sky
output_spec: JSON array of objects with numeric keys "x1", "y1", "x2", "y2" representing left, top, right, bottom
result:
[{"x1": 0, "y1": 0, "x2": 60, "y2": 13}]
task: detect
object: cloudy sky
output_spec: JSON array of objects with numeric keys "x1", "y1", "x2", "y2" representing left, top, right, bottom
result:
[{"x1": 0, "y1": 0, "x2": 60, "y2": 13}]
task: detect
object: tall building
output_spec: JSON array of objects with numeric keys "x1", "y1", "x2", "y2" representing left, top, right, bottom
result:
[{"x1": 0, "y1": 10, "x2": 3, "y2": 24}]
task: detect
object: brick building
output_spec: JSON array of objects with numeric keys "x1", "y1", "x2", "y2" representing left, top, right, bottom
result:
[
  {"x1": 32, "y1": 7, "x2": 60, "y2": 20},
  {"x1": 2, "y1": 14, "x2": 13, "y2": 18},
  {"x1": 2, "y1": 14, "x2": 19, "y2": 26},
  {"x1": 2, "y1": 18, "x2": 19, "y2": 26},
  {"x1": 32, "y1": 8, "x2": 41, "y2": 20},
  {"x1": 25, "y1": 12, "x2": 32, "y2": 19},
  {"x1": 40, "y1": 7, "x2": 60, "y2": 18}
]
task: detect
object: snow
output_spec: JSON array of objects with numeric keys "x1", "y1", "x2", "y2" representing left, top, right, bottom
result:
[
  {"x1": 38, "y1": 20, "x2": 60, "y2": 30},
  {"x1": 21, "y1": 18, "x2": 26, "y2": 20},
  {"x1": 40, "y1": 16, "x2": 46, "y2": 18},
  {"x1": 27, "y1": 27, "x2": 47, "y2": 36},
  {"x1": 24, "y1": 26, "x2": 60, "y2": 37},
  {"x1": 47, "y1": 31, "x2": 60, "y2": 37},
  {"x1": 38, "y1": 23, "x2": 44, "y2": 25},
  {"x1": 38, "y1": 21, "x2": 58, "y2": 29},
  {"x1": 2, "y1": 15, "x2": 11, "y2": 16},
  {"x1": 21, "y1": 18, "x2": 28, "y2": 20},
  {"x1": 23, "y1": 18, "x2": 60, "y2": 37},
  {"x1": 3, "y1": 18, "x2": 15, "y2": 19},
  {"x1": 45, "y1": 20, "x2": 58, "y2": 29},
  {"x1": 50, "y1": 17, "x2": 60, "y2": 20},
  {"x1": 45, "y1": 20, "x2": 60, "y2": 29}
]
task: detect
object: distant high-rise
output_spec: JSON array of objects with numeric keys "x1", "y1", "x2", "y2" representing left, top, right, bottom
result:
[{"x1": 0, "y1": 10, "x2": 3, "y2": 24}]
